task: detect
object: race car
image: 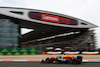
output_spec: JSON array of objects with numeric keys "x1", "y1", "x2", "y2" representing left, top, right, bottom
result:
[{"x1": 41, "y1": 55, "x2": 83, "y2": 64}]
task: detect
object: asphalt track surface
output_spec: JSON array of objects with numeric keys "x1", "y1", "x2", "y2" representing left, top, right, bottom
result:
[{"x1": 0, "y1": 62, "x2": 100, "y2": 67}]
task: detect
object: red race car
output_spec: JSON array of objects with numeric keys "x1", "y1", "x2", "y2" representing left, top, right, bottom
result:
[{"x1": 41, "y1": 55, "x2": 83, "y2": 64}]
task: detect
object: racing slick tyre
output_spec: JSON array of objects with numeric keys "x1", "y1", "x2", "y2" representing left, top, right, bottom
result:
[
  {"x1": 77, "y1": 56, "x2": 82, "y2": 64},
  {"x1": 45, "y1": 58, "x2": 51, "y2": 63},
  {"x1": 77, "y1": 59, "x2": 82, "y2": 64},
  {"x1": 72, "y1": 59, "x2": 78, "y2": 64}
]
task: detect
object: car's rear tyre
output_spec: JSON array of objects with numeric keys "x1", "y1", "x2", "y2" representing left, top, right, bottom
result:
[
  {"x1": 77, "y1": 56, "x2": 82, "y2": 64},
  {"x1": 78, "y1": 59, "x2": 82, "y2": 64}
]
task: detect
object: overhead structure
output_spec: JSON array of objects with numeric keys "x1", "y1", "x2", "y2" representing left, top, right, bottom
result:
[
  {"x1": 0, "y1": 7, "x2": 97, "y2": 28},
  {"x1": 0, "y1": 7, "x2": 97, "y2": 49}
]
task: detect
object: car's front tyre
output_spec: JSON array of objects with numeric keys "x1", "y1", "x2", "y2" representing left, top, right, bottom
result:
[{"x1": 45, "y1": 58, "x2": 51, "y2": 63}]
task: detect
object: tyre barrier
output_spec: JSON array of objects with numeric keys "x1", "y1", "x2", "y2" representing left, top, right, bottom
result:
[
  {"x1": 46, "y1": 51, "x2": 80, "y2": 55},
  {"x1": 64, "y1": 51, "x2": 80, "y2": 55},
  {"x1": 45, "y1": 51, "x2": 100, "y2": 55},
  {"x1": 46, "y1": 51, "x2": 62, "y2": 55},
  {"x1": 82, "y1": 51, "x2": 99, "y2": 55},
  {"x1": 0, "y1": 48, "x2": 42, "y2": 55}
]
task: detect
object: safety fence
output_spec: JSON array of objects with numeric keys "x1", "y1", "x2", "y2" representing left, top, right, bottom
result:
[{"x1": 0, "y1": 48, "x2": 42, "y2": 55}]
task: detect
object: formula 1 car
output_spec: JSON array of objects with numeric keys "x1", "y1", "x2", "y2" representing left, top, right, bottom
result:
[{"x1": 41, "y1": 55, "x2": 83, "y2": 64}]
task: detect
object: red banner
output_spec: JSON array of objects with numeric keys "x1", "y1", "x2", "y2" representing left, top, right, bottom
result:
[
  {"x1": 41, "y1": 13, "x2": 59, "y2": 23},
  {"x1": 29, "y1": 11, "x2": 78, "y2": 25}
]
